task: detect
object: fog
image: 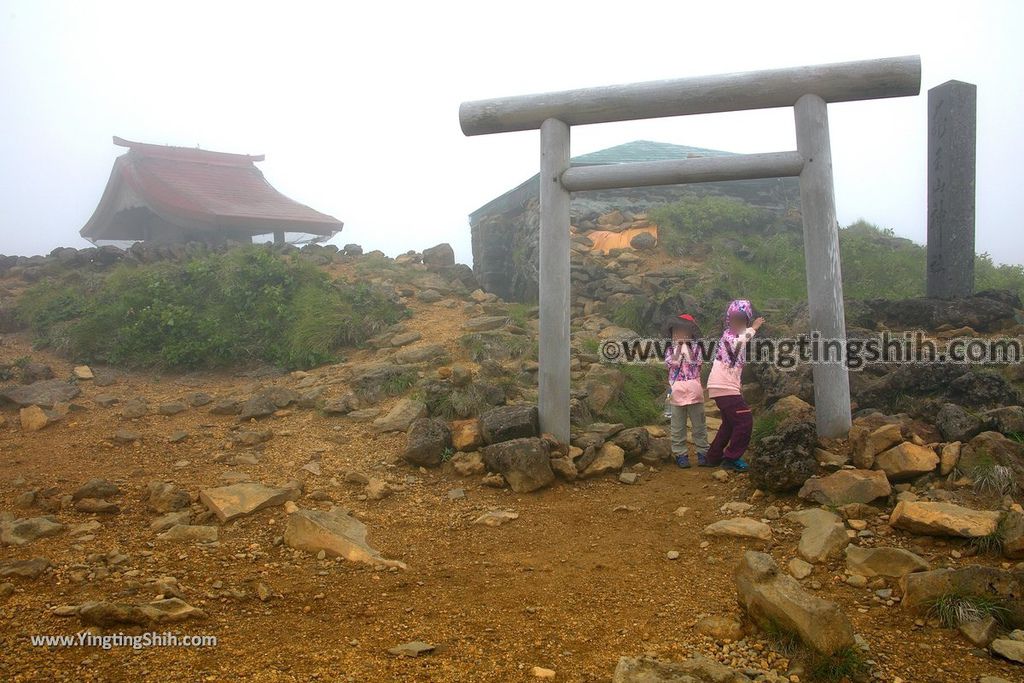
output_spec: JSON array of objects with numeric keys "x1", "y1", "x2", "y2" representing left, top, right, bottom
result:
[{"x1": 1, "y1": 1, "x2": 1021, "y2": 265}]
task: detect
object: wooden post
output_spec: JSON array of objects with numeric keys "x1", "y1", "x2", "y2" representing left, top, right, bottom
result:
[
  {"x1": 538, "y1": 118, "x2": 571, "y2": 443},
  {"x1": 273, "y1": 230, "x2": 286, "y2": 246},
  {"x1": 927, "y1": 80, "x2": 976, "y2": 299},
  {"x1": 794, "y1": 94, "x2": 852, "y2": 438}
]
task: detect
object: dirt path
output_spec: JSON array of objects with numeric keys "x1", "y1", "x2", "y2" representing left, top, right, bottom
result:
[{"x1": 0, "y1": 308, "x2": 1021, "y2": 681}]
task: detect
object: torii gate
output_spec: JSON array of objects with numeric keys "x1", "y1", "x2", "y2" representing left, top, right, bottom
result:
[{"x1": 459, "y1": 56, "x2": 922, "y2": 441}]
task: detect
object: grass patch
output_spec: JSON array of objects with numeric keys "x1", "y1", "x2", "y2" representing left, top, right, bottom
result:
[
  {"x1": 460, "y1": 332, "x2": 532, "y2": 363},
  {"x1": 970, "y1": 514, "x2": 1013, "y2": 556},
  {"x1": 925, "y1": 592, "x2": 1012, "y2": 628},
  {"x1": 579, "y1": 336, "x2": 600, "y2": 355},
  {"x1": 425, "y1": 383, "x2": 492, "y2": 419},
  {"x1": 17, "y1": 246, "x2": 407, "y2": 370},
  {"x1": 751, "y1": 412, "x2": 783, "y2": 446},
  {"x1": 968, "y1": 450, "x2": 1019, "y2": 498},
  {"x1": 506, "y1": 303, "x2": 534, "y2": 328},
  {"x1": 806, "y1": 646, "x2": 869, "y2": 683},
  {"x1": 609, "y1": 299, "x2": 646, "y2": 333},
  {"x1": 602, "y1": 364, "x2": 665, "y2": 427}
]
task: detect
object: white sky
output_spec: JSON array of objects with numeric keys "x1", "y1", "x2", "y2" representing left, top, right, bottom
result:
[{"x1": 1, "y1": 1, "x2": 1021, "y2": 266}]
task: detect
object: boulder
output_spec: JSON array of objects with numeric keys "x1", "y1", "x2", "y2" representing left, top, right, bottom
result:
[
  {"x1": 959, "y1": 431, "x2": 1024, "y2": 488},
  {"x1": 481, "y1": 438, "x2": 554, "y2": 493},
  {"x1": 448, "y1": 451, "x2": 485, "y2": 477},
  {"x1": 1, "y1": 379, "x2": 80, "y2": 407},
  {"x1": 78, "y1": 598, "x2": 205, "y2": 628},
  {"x1": 703, "y1": 518, "x2": 773, "y2": 542},
  {"x1": 451, "y1": 418, "x2": 483, "y2": 451},
  {"x1": 0, "y1": 516, "x2": 63, "y2": 546},
  {"x1": 479, "y1": 404, "x2": 538, "y2": 444},
  {"x1": 991, "y1": 638, "x2": 1024, "y2": 664},
  {"x1": 874, "y1": 442, "x2": 939, "y2": 481},
  {"x1": 983, "y1": 406, "x2": 1024, "y2": 436},
  {"x1": 199, "y1": 483, "x2": 298, "y2": 523},
  {"x1": 797, "y1": 469, "x2": 891, "y2": 506},
  {"x1": 72, "y1": 478, "x2": 120, "y2": 501},
  {"x1": 583, "y1": 364, "x2": 624, "y2": 415},
  {"x1": 734, "y1": 551, "x2": 855, "y2": 655},
  {"x1": 935, "y1": 403, "x2": 984, "y2": 442},
  {"x1": 611, "y1": 427, "x2": 651, "y2": 459},
  {"x1": 959, "y1": 616, "x2": 999, "y2": 647},
  {"x1": 422, "y1": 243, "x2": 455, "y2": 268},
  {"x1": 901, "y1": 565, "x2": 1024, "y2": 624},
  {"x1": 144, "y1": 481, "x2": 190, "y2": 513},
  {"x1": 868, "y1": 423, "x2": 903, "y2": 455},
  {"x1": 580, "y1": 442, "x2": 625, "y2": 478},
  {"x1": 1000, "y1": 510, "x2": 1024, "y2": 559},
  {"x1": 19, "y1": 405, "x2": 52, "y2": 432},
  {"x1": 889, "y1": 501, "x2": 1001, "y2": 538},
  {"x1": 939, "y1": 441, "x2": 962, "y2": 476},
  {"x1": 0, "y1": 557, "x2": 52, "y2": 580},
  {"x1": 372, "y1": 398, "x2": 427, "y2": 433},
  {"x1": 748, "y1": 420, "x2": 818, "y2": 493},
  {"x1": 848, "y1": 425, "x2": 875, "y2": 469},
  {"x1": 844, "y1": 546, "x2": 929, "y2": 578},
  {"x1": 797, "y1": 520, "x2": 849, "y2": 564},
  {"x1": 284, "y1": 508, "x2": 406, "y2": 569},
  {"x1": 403, "y1": 418, "x2": 452, "y2": 467},
  {"x1": 395, "y1": 343, "x2": 448, "y2": 365},
  {"x1": 462, "y1": 316, "x2": 508, "y2": 332}
]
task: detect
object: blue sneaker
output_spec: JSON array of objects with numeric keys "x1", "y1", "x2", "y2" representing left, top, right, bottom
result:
[
  {"x1": 675, "y1": 455, "x2": 692, "y2": 469},
  {"x1": 696, "y1": 452, "x2": 712, "y2": 468},
  {"x1": 720, "y1": 458, "x2": 749, "y2": 472}
]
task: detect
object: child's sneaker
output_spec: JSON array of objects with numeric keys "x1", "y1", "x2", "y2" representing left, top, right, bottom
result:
[
  {"x1": 696, "y1": 452, "x2": 712, "y2": 468},
  {"x1": 675, "y1": 455, "x2": 691, "y2": 469},
  {"x1": 720, "y1": 458, "x2": 749, "y2": 472}
]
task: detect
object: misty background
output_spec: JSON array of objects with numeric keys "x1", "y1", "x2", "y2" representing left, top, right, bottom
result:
[{"x1": 1, "y1": 1, "x2": 1021, "y2": 266}]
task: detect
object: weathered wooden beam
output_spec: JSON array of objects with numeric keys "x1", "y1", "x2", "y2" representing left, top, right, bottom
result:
[
  {"x1": 460, "y1": 55, "x2": 921, "y2": 136},
  {"x1": 538, "y1": 119, "x2": 571, "y2": 443},
  {"x1": 794, "y1": 94, "x2": 852, "y2": 438},
  {"x1": 560, "y1": 151, "x2": 803, "y2": 192}
]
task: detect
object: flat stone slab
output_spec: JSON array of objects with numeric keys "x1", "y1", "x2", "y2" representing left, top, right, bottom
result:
[
  {"x1": 284, "y1": 508, "x2": 406, "y2": 569},
  {"x1": 388, "y1": 640, "x2": 435, "y2": 657},
  {"x1": 845, "y1": 545, "x2": 929, "y2": 578},
  {"x1": 156, "y1": 524, "x2": 219, "y2": 543},
  {"x1": 199, "y1": 483, "x2": 298, "y2": 523},
  {"x1": 0, "y1": 516, "x2": 64, "y2": 546},
  {"x1": 372, "y1": 397, "x2": 427, "y2": 434},
  {"x1": 702, "y1": 517, "x2": 772, "y2": 541},
  {"x1": 77, "y1": 598, "x2": 206, "y2": 628},
  {"x1": 798, "y1": 469, "x2": 891, "y2": 505},
  {"x1": 0, "y1": 557, "x2": 52, "y2": 580},
  {"x1": 2, "y1": 379, "x2": 80, "y2": 407},
  {"x1": 889, "y1": 500, "x2": 1001, "y2": 538}
]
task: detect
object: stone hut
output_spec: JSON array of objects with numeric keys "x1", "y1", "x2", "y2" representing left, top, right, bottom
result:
[{"x1": 469, "y1": 140, "x2": 800, "y2": 302}]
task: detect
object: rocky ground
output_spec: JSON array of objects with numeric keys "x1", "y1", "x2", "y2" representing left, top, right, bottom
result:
[{"x1": 1, "y1": 241, "x2": 1023, "y2": 682}]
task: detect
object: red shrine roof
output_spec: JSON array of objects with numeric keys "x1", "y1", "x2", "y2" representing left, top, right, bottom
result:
[{"x1": 80, "y1": 137, "x2": 343, "y2": 241}]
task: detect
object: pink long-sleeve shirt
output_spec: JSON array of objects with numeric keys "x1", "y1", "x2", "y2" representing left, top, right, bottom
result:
[{"x1": 707, "y1": 327, "x2": 756, "y2": 398}]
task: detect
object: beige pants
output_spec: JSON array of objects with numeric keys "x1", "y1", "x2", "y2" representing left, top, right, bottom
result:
[{"x1": 670, "y1": 402, "x2": 709, "y2": 456}]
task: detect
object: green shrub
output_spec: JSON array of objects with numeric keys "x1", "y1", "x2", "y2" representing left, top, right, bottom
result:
[
  {"x1": 806, "y1": 646, "x2": 869, "y2": 683},
  {"x1": 651, "y1": 196, "x2": 773, "y2": 256},
  {"x1": 17, "y1": 246, "x2": 406, "y2": 370},
  {"x1": 751, "y1": 413, "x2": 782, "y2": 446}
]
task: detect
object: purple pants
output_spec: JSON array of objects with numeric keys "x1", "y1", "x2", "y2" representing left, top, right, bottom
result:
[{"x1": 706, "y1": 394, "x2": 753, "y2": 464}]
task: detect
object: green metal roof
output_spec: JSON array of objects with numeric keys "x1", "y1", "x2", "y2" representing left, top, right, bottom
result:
[
  {"x1": 469, "y1": 140, "x2": 737, "y2": 220},
  {"x1": 570, "y1": 140, "x2": 735, "y2": 166}
]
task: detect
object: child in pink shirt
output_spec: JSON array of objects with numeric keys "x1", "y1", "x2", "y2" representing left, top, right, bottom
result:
[
  {"x1": 705, "y1": 299, "x2": 764, "y2": 471},
  {"x1": 664, "y1": 314, "x2": 709, "y2": 469}
]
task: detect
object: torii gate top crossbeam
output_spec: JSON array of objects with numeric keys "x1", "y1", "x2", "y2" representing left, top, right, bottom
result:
[{"x1": 459, "y1": 55, "x2": 920, "y2": 136}]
